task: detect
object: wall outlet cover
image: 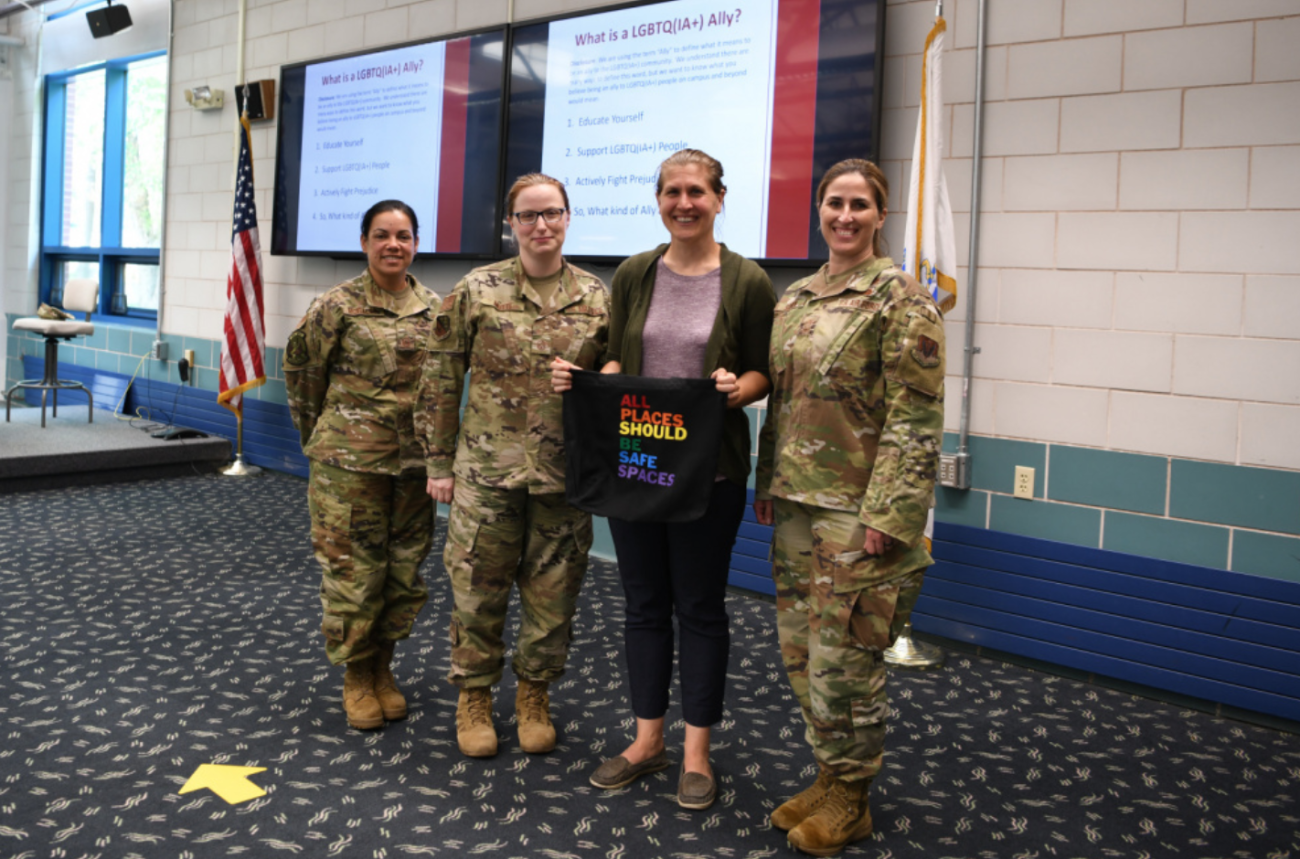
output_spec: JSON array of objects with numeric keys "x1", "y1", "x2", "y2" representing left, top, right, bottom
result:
[{"x1": 1014, "y1": 465, "x2": 1035, "y2": 499}]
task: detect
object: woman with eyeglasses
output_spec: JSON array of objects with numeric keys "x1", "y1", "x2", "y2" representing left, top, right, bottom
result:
[
  {"x1": 417, "y1": 174, "x2": 609, "y2": 759},
  {"x1": 552, "y1": 149, "x2": 775, "y2": 811}
]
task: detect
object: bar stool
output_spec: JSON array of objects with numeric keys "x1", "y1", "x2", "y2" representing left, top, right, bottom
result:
[{"x1": 4, "y1": 279, "x2": 100, "y2": 428}]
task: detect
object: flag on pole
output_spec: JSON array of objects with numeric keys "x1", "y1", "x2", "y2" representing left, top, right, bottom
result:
[
  {"x1": 217, "y1": 114, "x2": 267, "y2": 416},
  {"x1": 903, "y1": 16, "x2": 958, "y2": 315}
]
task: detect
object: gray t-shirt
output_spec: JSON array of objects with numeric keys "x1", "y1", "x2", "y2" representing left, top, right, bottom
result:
[{"x1": 641, "y1": 258, "x2": 722, "y2": 380}]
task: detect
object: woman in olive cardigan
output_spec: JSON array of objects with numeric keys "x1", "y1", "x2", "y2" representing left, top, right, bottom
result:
[
  {"x1": 554, "y1": 149, "x2": 775, "y2": 810},
  {"x1": 604, "y1": 243, "x2": 774, "y2": 488}
]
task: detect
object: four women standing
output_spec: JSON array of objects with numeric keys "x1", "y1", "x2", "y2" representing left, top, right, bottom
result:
[{"x1": 287, "y1": 152, "x2": 942, "y2": 854}]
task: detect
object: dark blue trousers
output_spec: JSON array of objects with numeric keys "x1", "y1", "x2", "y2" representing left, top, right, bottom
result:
[{"x1": 608, "y1": 479, "x2": 746, "y2": 727}]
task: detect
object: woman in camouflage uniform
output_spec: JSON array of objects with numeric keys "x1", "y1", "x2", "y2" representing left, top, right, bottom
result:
[
  {"x1": 754, "y1": 160, "x2": 946, "y2": 856},
  {"x1": 418, "y1": 175, "x2": 609, "y2": 759},
  {"x1": 284, "y1": 200, "x2": 438, "y2": 732}
]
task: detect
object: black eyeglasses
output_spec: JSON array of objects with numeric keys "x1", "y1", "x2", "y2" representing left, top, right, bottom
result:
[{"x1": 512, "y1": 208, "x2": 567, "y2": 226}]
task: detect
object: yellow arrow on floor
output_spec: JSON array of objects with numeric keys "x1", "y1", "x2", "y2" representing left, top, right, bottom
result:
[{"x1": 178, "y1": 764, "x2": 268, "y2": 805}]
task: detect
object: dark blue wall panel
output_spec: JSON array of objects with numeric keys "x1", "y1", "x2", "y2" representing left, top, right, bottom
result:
[
  {"x1": 733, "y1": 491, "x2": 774, "y2": 596},
  {"x1": 918, "y1": 522, "x2": 1300, "y2": 723}
]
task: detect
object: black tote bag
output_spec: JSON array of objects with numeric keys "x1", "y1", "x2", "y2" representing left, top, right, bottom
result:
[{"x1": 562, "y1": 371, "x2": 727, "y2": 522}]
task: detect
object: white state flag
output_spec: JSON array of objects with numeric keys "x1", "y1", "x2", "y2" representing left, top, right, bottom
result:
[{"x1": 903, "y1": 17, "x2": 958, "y2": 315}]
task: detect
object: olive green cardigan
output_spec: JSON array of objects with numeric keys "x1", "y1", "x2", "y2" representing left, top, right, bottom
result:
[{"x1": 604, "y1": 243, "x2": 776, "y2": 488}]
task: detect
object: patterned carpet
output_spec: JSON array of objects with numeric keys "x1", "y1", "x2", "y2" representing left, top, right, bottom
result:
[{"x1": 0, "y1": 472, "x2": 1297, "y2": 858}]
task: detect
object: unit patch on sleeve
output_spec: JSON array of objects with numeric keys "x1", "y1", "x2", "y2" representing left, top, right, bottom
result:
[
  {"x1": 891, "y1": 313, "x2": 945, "y2": 398},
  {"x1": 913, "y1": 333, "x2": 941, "y2": 367},
  {"x1": 285, "y1": 329, "x2": 310, "y2": 367}
]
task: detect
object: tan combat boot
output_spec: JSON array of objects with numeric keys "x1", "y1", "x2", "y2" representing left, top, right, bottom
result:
[
  {"x1": 515, "y1": 678, "x2": 556, "y2": 753},
  {"x1": 342, "y1": 657, "x2": 384, "y2": 730},
  {"x1": 456, "y1": 687, "x2": 498, "y2": 757},
  {"x1": 771, "y1": 768, "x2": 837, "y2": 831},
  {"x1": 786, "y1": 777, "x2": 873, "y2": 856},
  {"x1": 373, "y1": 640, "x2": 407, "y2": 722}
]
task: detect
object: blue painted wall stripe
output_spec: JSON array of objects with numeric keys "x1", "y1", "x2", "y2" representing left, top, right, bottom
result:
[
  {"x1": 930, "y1": 558, "x2": 1300, "y2": 654},
  {"x1": 1049, "y1": 446, "x2": 1167, "y2": 515},
  {"x1": 924, "y1": 573, "x2": 1298, "y2": 681},
  {"x1": 936, "y1": 522, "x2": 1300, "y2": 606},
  {"x1": 912, "y1": 612, "x2": 1300, "y2": 723},
  {"x1": 1103, "y1": 511, "x2": 1230, "y2": 569},
  {"x1": 1233, "y1": 530, "x2": 1300, "y2": 583},
  {"x1": 1171, "y1": 459, "x2": 1300, "y2": 536}
]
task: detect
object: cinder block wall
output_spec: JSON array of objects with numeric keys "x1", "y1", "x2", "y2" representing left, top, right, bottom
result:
[
  {"x1": 3, "y1": 0, "x2": 1298, "y2": 579},
  {"x1": 876, "y1": 0, "x2": 1300, "y2": 580}
]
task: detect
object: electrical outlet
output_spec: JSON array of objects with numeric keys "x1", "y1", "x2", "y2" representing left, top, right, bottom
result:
[
  {"x1": 1014, "y1": 466, "x2": 1034, "y2": 499},
  {"x1": 152, "y1": 340, "x2": 168, "y2": 360}
]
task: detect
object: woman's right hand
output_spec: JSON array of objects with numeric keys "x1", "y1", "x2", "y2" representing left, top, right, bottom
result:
[
  {"x1": 427, "y1": 476, "x2": 455, "y2": 504},
  {"x1": 753, "y1": 499, "x2": 774, "y2": 526},
  {"x1": 551, "y1": 357, "x2": 579, "y2": 392}
]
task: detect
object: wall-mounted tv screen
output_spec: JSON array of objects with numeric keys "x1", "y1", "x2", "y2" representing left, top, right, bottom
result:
[
  {"x1": 272, "y1": 28, "x2": 507, "y2": 257},
  {"x1": 505, "y1": 0, "x2": 884, "y2": 264}
]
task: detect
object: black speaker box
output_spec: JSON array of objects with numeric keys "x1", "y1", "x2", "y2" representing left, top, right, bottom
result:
[
  {"x1": 234, "y1": 80, "x2": 277, "y2": 122},
  {"x1": 87, "y1": 4, "x2": 133, "y2": 39}
]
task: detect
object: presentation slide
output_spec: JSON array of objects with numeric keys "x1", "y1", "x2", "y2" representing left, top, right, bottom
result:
[
  {"x1": 539, "y1": 0, "x2": 779, "y2": 258},
  {"x1": 296, "y1": 42, "x2": 447, "y2": 251}
]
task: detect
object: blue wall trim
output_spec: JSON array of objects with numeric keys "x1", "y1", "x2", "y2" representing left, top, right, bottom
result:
[
  {"x1": 918, "y1": 522, "x2": 1300, "y2": 723},
  {"x1": 732, "y1": 492, "x2": 774, "y2": 596}
]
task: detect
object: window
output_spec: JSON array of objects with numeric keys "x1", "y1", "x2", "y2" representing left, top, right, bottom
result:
[{"x1": 42, "y1": 52, "x2": 167, "y2": 322}]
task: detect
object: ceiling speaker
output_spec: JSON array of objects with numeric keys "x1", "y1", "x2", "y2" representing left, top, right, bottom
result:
[{"x1": 87, "y1": 3, "x2": 133, "y2": 39}]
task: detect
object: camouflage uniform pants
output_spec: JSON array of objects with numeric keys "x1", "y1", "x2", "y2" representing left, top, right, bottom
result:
[
  {"x1": 772, "y1": 498, "x2": 925, "y2": 783},
  {"x1": 444, "y1": 479, "x2": 593, "y2": 688},
  {"x1": 309, "y1": 461, "x2": 432, "y2": 665}
]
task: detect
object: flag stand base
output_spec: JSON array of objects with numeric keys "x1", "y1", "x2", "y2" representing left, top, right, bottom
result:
[
  {"x1": 222, "y1": 454, "x2": 262, "y2": 477},
  {"x1": 884, "y1": 621, "x2": 945, "y2": 669}
]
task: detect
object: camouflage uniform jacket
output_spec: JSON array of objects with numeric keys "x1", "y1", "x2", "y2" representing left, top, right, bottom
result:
[
  {"x1": 418, "y1": 257, "x2": 609, "y2": 492},
  {"x1": 284, "y1": 270, "x2": 437, "y2": 475},
  {"x1": 756, "y1": 256, "x2": 945, "y2": 559}
]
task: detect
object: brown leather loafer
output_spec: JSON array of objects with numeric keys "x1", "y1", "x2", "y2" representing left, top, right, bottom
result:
[
  {"x1": 589, "y1": 751, "x2": 671, "y2": 789},
  {"x1": 677, "y1": 766, "x2": 716, "y2": 810}
]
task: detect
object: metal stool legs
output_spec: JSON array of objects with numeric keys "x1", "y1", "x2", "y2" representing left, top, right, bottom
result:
[{"x1": 3, "y1": 335, "x2": 94, "y2": 428}]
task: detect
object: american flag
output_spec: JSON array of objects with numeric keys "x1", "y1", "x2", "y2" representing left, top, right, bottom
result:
[{"x1": 217, "y1": 114, "x2": 267, "y2": 415}]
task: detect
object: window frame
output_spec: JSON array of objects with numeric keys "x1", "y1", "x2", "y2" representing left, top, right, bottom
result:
[{"x1": 41, "y1": 49, "x2": 167, "y2": 325}]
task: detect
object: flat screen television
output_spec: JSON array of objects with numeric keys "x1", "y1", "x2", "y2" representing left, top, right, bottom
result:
[
  {"x1": 271, "y1": 28, "x2": 507, "y2": 258},
  {"x1": 504, "y1": 0, "x2": 885, "y2": 264}
]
